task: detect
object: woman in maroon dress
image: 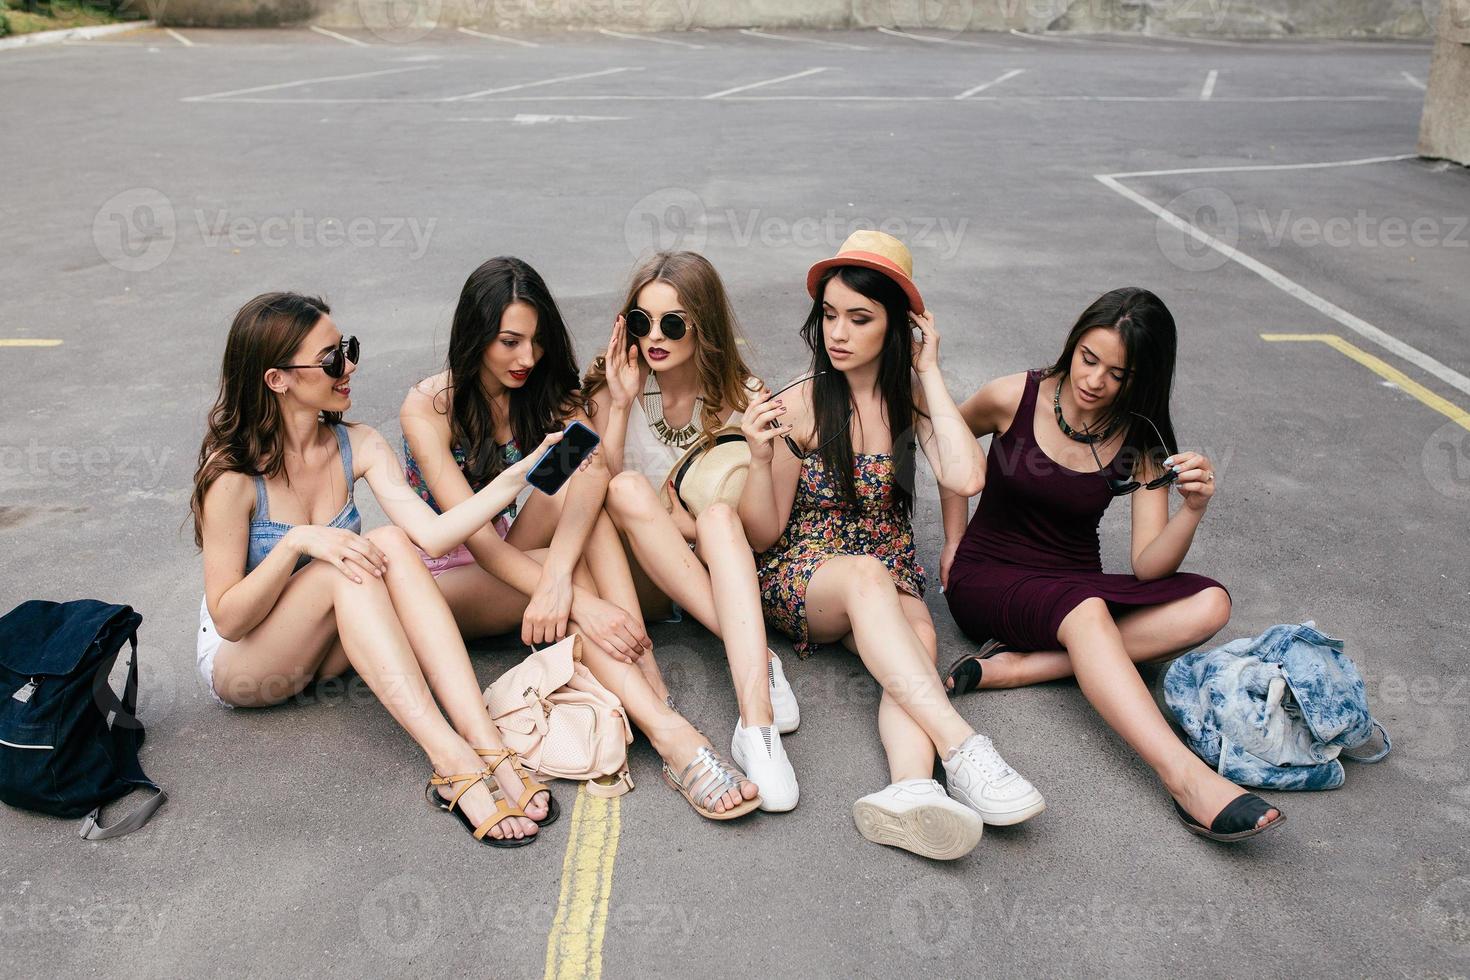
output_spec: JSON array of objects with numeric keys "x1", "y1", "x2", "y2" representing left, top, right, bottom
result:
[{"x1": 939, "y1": 287, "x2": 1284, "y2": 842}]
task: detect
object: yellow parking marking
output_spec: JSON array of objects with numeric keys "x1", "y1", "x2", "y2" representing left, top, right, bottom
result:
[
  {"x1": 0, "y1": 339, "x2": 63, "y2": 347},
  {"x1": 543, "y1": 785, "x2": 622, "y2": 980},
  {"x1": 1262, "y1": 333, "x2": 1470, "y2": 432}
]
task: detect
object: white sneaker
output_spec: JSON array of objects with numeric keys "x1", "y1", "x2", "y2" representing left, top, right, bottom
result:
[
  {"x1": 942, "y1": 733, "x2": 1046, "y2": 826},
  {"x1": 852, "y1": 779, "x2": 984, "y2": 861},
  {"x1": 768, "y1": 651, "x2": 799, "y2": 734},
  {"x1": 731, "y1": 720, "x2": 799, "y2": 812}
]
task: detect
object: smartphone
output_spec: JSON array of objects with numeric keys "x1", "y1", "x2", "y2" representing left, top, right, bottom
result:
[{"x1": 525, "y1": 421, "x2": 601, "y2": 496}]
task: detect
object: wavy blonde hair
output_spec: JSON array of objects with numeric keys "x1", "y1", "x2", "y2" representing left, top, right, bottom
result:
[{"x1": 582, "y1": 251, "x2": 755, "y2": 437}]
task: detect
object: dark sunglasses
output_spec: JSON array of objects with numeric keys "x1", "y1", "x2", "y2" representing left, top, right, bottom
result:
[
  {"x1": 625, "y1": 308, "x2": 689, "y2": 341},
  {"x1": 277, "y1": 336, "x2": 360, "y2": 380},
  {"x1": 1085, "y1": 412, "x2": 1179, "y2": 496}
]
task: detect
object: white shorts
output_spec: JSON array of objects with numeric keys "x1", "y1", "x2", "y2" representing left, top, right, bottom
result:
[{"x1": 196, "y1": 596, "x2": 234, "y2": 709}]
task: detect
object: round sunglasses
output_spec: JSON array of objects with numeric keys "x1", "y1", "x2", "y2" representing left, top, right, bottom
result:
[
  {"x1": 1085, "y1": 412, "x2": 1180, "y2": 496},
  {"x1": 625, "y1": 309, "x2": 689, "y2": 341},
  {"x1": 276, "y1": 336, "x2": 360, "y2": 380}
]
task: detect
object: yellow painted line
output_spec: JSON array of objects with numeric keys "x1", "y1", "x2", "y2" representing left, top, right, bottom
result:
[
  {"x1": 543, "y1": 784, "x2": 621, "y2": 980},
  {"x1": 1262, "y1": 333, "x2": 1470, "y2": 432},
  {"x1": 0, "y1": 339, "x2": 63, "y2": 347}
]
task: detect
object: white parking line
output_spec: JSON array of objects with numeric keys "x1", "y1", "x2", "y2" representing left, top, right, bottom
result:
[
  {"x1": 310, "y1": 25, "x2": 370, "y2": 47},
  {"x1": 954, "y1": 68, "x2": 1026, "y2": 99},
  {"x1": 1095, "y1": 153, "x2": 1470, "y2": 398},
  {"x1": 1400, "y1": 70, "x2": 1427, "y2": 90},
  {"x1": 457, "y1": 26, "x2": 539, "y2": 48},
  {"x1": 597, "y1": 28, "x2": 704, "y2": 49},
  {"x1": 1200, "y1": 69, "x2": 1218, "y2": 100},
  {"x1": 164, "y1": 27, "x2": 194, "y2": 47},
  {"x1": 703, "y1": 66, "x2": 829, "y2": 99},
  {"x1": 181, "y1": 65, "x2": 433, "y2": 102},
  {"x1": 875, "y1": 27, "x2": 1010, "y2": 49},
  {"x1": 444, "y1": 66, "x2": 643, "y2": 102},
  {"x1": 1008, "y1": 29, "x2": 1166, "y2": 52},
  {"x1": 740, "y1": 28, "x2": 870, "y2": 51}
]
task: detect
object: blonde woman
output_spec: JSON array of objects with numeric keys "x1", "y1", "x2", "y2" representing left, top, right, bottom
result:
[{"x1": 581, "y1": 251, "x2": 799, "y2": 815}]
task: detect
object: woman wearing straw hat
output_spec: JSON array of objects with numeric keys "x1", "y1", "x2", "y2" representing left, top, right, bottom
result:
[
  {"x1": 581, "y1": 251, "x2": 800, "y2": 817},
  {"x1": 739, "y1": 231, "x2": 1045, "y2": 861}
]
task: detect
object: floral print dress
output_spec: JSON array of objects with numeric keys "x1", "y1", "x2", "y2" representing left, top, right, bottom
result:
[
  {"x1": 757, "y1": 452, "x2": 926, "y2": 657},
  {"x1": 402, "y1": 437, "x2": 523, "y2": 538}
]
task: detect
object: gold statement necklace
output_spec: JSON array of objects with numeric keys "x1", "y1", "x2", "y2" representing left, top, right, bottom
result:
[{"x1": 641, "y1": 378, "x2": 704, "y2": 449}]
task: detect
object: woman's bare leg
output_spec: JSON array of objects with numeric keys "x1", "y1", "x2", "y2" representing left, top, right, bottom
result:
[
  {"x1": 210, "y1": 558, "x2": 536, "y2": 838},
  {"x1": 693, "y1": 503, "x2": 774, "y2": 727},
  {"x1": 841, "y1": 593, "x2": 941, "y2": 783},
  {"x1": 368, "y1": 527, "x2": 548, "y2": 822},
  {"x1": 604, "y1": 471, "x2": 721, "y2": 631},
  {"x1": 803, "y1": 556, "x2": 973, "y2": 757},
  {"x1": 577, "y1": 633, "x2": 757, "y2": 813},
  {"x1": 962, "y1": 588, "x2": 1232, "y2": 690},
  {"x1": 1055, "y1": 597, "x2": 1279, "y2": 830}
]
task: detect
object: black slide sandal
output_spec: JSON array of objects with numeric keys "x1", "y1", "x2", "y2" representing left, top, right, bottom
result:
[
  {"x1": 1173, "y1": 793, "x2": 1285, "y2": 842},
  {"x1": 944, "y1": 639, "x2": 1010, "y2": 696}
]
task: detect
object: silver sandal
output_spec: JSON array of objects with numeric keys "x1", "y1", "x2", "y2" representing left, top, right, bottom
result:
[{"x1": 662, "y1": 745, "x2": 761, "y2": 821}]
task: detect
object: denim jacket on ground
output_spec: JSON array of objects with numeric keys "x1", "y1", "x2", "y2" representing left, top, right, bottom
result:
[{"x1": 1163, "y1": 622, "x2": 1391, "y2": 791}]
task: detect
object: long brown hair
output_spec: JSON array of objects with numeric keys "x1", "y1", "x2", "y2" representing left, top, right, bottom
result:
[
  {"x1": 582, "y1": 251, "x2": 755, "y2": 435},
  {"x1": 190, "y1": 292, "x2": 338, "y2": 546}
]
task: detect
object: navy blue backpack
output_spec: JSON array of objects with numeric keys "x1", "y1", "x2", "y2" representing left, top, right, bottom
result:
[{"x1": 0, "y1": 600, "x2": 166, "y2": 839}]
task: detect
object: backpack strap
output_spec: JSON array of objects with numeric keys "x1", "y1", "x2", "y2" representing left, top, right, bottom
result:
[
  {"x1": 79, "y1": 634, "x2": 166, "y2": 840},
  {"x1": 584, "y1": 768, "x2": 634, "y2": 799}
]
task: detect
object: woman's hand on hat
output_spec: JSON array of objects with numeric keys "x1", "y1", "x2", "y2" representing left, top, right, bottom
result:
[
  {"x1": 741, "y1": 386, "x2": 789, "y2": 464},
  {"x1": 911, "y1": 309, "x2": 940, "y2": 375},
  {"x1": 605, "y1": 315, "x2": 643, "y2": 410}
]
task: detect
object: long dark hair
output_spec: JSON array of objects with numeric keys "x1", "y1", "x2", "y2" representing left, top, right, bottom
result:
[
  {"x1": 800, "y1": 265, "x2": 920, "y2": 517},
  {"x1": 443, "y1": 257, "x2": 580, "y2": 486},
  {"x1": 191, "y1": 291, "x2": 338, "y2": 547},
  {"x1": 1043, "y1": 286, "x2": 1179, "y2": 478}
]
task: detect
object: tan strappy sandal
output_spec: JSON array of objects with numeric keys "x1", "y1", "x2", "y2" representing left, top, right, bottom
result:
[
  {"x1": 425, "y1": 766, "x2": 536, "y2": 848},
  {"x1": 662, "y1": 745, "x2": 761, "y2": 821},
  {"x1": 474, "y1": 747, "x2": 559, "y2": 827}
]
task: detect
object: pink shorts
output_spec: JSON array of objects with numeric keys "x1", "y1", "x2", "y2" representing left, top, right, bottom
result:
[
  {"x1": 416, "y1": 514, "x2": 510, "y2": 577},
  {"x1": 417, "y1": 543, "x2": 478, "y2": 577}
]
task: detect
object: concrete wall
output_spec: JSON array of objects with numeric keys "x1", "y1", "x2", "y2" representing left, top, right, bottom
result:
[
  {"x1": 1418, "y1": 2, "x2": 1470, "y2": 165},
  {"x1": 154, "y1": 0, "x2": 1442, "y2": 37}
]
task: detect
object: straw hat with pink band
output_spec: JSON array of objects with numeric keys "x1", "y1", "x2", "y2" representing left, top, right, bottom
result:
[
  {"x1": 805, "y1": 229, "x2": 925, "y2": 315},
  {"x1": 666, "y1": 232, "x2": 925, "y2": 516}
]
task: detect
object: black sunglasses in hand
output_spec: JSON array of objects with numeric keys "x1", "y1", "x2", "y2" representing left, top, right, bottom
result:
[
  {"x1": 1086, "y1": 412, "x2": 1180, "y2": 496},
  {"x1": 276, "y1": 336, "x2": 360, "y2": 380}
]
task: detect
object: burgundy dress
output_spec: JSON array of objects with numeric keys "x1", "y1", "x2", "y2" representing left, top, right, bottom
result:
[{"x1": 944, "y1": 370, "x2": 1225, "y2": 651}]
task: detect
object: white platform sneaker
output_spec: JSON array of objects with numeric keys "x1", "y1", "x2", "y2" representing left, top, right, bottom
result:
[
  {"x1": 942, "y1": 733, "x2": 1046, "y2": 826},
  {"x1": 768, "y1": 651, "x2": 799, "y2": 734},
  {"x1": 731, "y1": 720, "x2": 799, "y2": 812},
  {"x1": 852, "y1": 779, "x2": 984, "y2": 861}
]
